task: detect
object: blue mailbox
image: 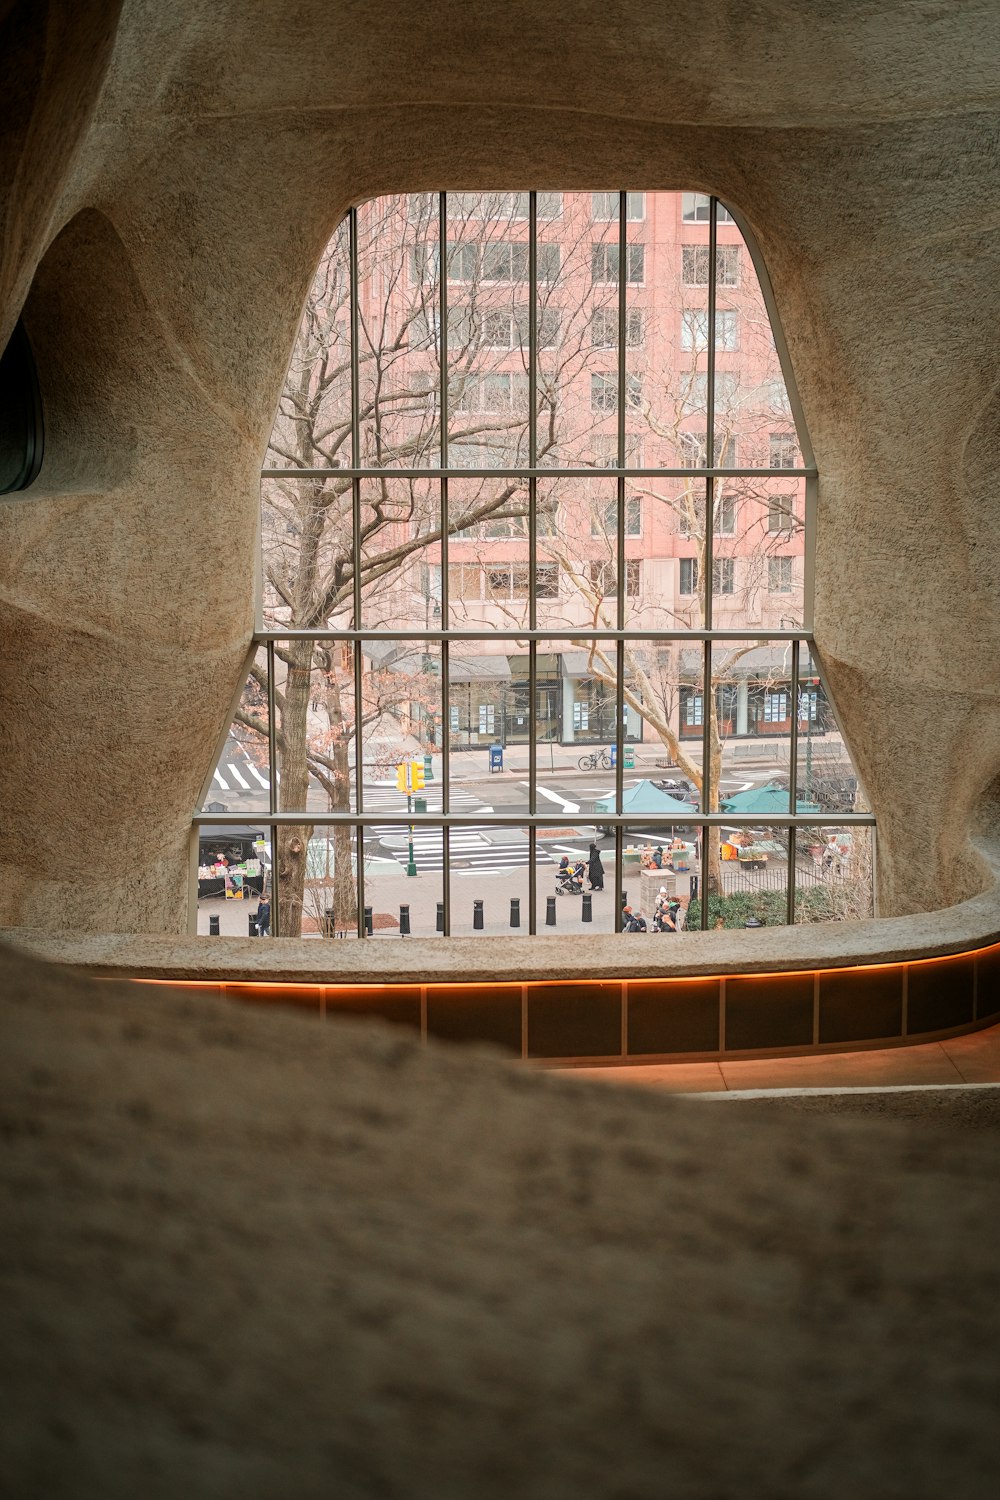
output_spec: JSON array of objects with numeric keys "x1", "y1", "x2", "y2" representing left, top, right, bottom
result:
[{"x1": 489, "y1": 742, "x2": 504, "y2": 773}]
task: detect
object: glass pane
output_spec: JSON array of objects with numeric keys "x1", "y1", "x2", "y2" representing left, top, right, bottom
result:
[
  {"x1": 447, "y1": 638, "x2": 528, "y2": 816},
  {"x1": 302, "y1": 826, "x2": 360, "y2": 938},
  {"x1": 274, "y1": 639, "x2": 359, "y2": 815},
  {"x1": 535, "y1": 476, "x2": 618, "y2": 631},
  {"x1": 265, "y1": 217, "x2": 352, "y2": 470},
  {"x1": 445, "y1": 192, "x2": 530, "y2": 469},
  {"x1": 714, "y1": 828, "x2": 791, "y2": 928},
  {"x1": 794, "y1": 824, "x2": 874, "y2": 923},
  {"x1": 358, "y1": 476, "x2": 440, "y2": 629},
  {"x1": 359, "y1": 637, "x2": 441, "y2": 805},
  {"x1": 362, "y1": 824, "x2": 443, "y2": 938},
  {"x1": 620, "y1": 824, "x2": 698, "y2": 934},
  {"x1": 357, "y1": 194, "x2": 441, "y2": 467},
  {"x1": 200, "y1": 646, "x2": 270, "y2": 813},
  {"x1": 260, "y1": 473, "x2": 355, "y2": 631},
  {"x1": 539, "y1": 831, "x2": 615, "y2": 934},
  {"x1": 536, "y1": 191, "x2": 619, "y2": 468},
  {"x1": 795, "y1": 648, "x2": 865, "y2": 815},
  {"x1": 196, "y1": 828, "x2": 271, "y2": 934},
  {"x1": 450, "y1": 830, "x2": 531, "y2": 937},
  {"x1": 713, "y1": 637, "x2": 799, "y2": 812},
  {"x1": 446, "y1": 476, "x2": 531, "y2": 629},
  {"x1": 715, "y1": 215, "x2": 798, "y2": 470},
  {"x1": 713, "y1": 475, "x2": 805, "y2": 630}
]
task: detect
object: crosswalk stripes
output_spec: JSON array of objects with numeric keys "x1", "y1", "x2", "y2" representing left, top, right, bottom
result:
[
  {"x1": 373, "y1": 827, "x2": 555, "y2": 875},
  {"x1": 359, "y1": 784, "x2": 487, "y2": 815}
]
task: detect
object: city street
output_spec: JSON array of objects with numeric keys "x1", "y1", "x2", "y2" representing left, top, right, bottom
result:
[{"x1": 197, "y1": 734, "x2": 851, "y2": 939}]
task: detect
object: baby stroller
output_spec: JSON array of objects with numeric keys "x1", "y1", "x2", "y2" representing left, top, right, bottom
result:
[{"x1": 555, "y1": 858, "x2": 585, "y2": 896}]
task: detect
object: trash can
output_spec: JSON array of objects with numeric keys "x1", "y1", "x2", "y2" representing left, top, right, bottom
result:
[
  {"x1": 414, "y1": 796, "x2": 427, "y2": 814},
  {"x1": 489, "y1": 742, "x2": 504, "y2": 773}
]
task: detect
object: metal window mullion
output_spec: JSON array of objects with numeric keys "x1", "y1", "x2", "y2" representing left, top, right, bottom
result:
[
  {"x1": 613, "y1": 191, "x2": 627, "y2": 852},
  {"x1": 349, "y1": 206, "x2": 364, "y2": 939},
  {"x1": 700, "y1": 639, "x2": 712, "y2": 930},
  {"x1": 786, "y1": 638, "x2": 801, "y2": 927},
  {"x1": 439, "y1": 193, "x2": 451, "y2": 937},
  {"x1": 252, "y1": 626, "x2": 815, "y2": 644},
  {"x1": 263, "y1": 465, "x2": 817, "y2": 481},
  {"x1": 353, "y1": 638, "x2": 365, "y2": 938},
  {"x1": 266, "y1": 639, "x2": 279, "y2": 937},
  {"x1": 788, "y1": 639, "x2": 801, "y2": 816},
  {"x1": 803, "y1": 472, "x2": 817, "y2": 629},
  {"x1": 527, "y1": 192, "x2": 538, "y2": 933}
]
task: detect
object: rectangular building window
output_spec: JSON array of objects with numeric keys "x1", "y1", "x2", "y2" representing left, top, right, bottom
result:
[
  {"x1": 763, "y1": 690, "x2": 789, "y2": 723},
  {"x1": 768, "y1": 556, "x2": 793, "y2": 593},
  {"x1": 592, "y1": 243, "x2": 645, "y2": 284},
  {"x1": 590, "y1": 307, "x2": 644, "y2": 348},
  {"x1": 680, "y1": 307, "x2": 740, "y2": 352},
  {"x1": 681, "y1": 193, "x2": 735, "y2": 223},
  {"x1": 587, "y1": 560, "x2": 640, "y2": 597},
  {"x1": 679, "y1": 557, "x2": 699, "y2": 595},
  {"x1": 769, "y1": 431, "x2": 799, "y2": 468},
  {"x1": 590, "y1": 373, "x2": 642, "y2": 411},
  {"x1": 768, "y1": 495, "x2": 796, "y2": 533},
  {"x1": 592, "y1": 497, "x2": 642, "y2": 536},
  {"x1": 713, "y1": 558, "x2": 735, "y2": 594},
  {"x1": 681, "y1": 244, "x2": 741, "y2": 286},
  {"x1": 592, "y1": 191, "x2": 645, "y2": 220}
]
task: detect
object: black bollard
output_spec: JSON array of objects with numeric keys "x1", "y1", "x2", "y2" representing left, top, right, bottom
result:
[
  {"x1": 510, "y1": 896, "x2": 520, "y2": 928},
  {"x1": 473, "y1": 898, "x2": 484, "y2": 930},
  {"x1": 399, "y1": 903, "x2": 410, "y2": 937},
  {"x1": 581, "y1": 892, "x2": 592, "y2": 923},
  {"x1": 436, "y1": 901, "x2": 445, "y2": 933},
  {"x1": 364, "y1": 905, "x2": 373, "y2": 936},
  {"x1": 208, "y1": 914, "x2": 220, "y2": 936},
  {"x1": 545, "y1": 895, "x2": 557, "y2": 927},
  {"x1": 248, "y1": 913, "x2": 258, "y2": 937}
]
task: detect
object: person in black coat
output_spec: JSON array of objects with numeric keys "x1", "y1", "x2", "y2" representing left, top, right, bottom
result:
[{"x1": 587, "y1": 842, "x2": 605, "y2": 891}]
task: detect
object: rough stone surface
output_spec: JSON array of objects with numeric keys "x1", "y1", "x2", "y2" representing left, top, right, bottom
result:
[
  {"x1": 2, "y1": 3, "x2": 1000, "y2": 931},
  {"x1": 2, "y1": 942, "x2": 999, "y2": 1498}
]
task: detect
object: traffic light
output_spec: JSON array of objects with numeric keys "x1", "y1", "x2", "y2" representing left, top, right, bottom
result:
[
  {"x1": 410, "y1": 759, "x2": 425, "y2": 791},
  {"x1": 395, "y1": 762, "x2": 409, "y2": 793}
]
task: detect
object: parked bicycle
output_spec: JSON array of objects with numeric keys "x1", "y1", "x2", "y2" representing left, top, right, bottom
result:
[{"x1": 577, "y1": 748, "x2": 613, "y2": 771}]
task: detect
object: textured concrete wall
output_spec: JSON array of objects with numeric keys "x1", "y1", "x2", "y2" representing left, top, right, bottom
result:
[{"x1": 2, "y1": 2, "x2": 1000, "y2": 930}]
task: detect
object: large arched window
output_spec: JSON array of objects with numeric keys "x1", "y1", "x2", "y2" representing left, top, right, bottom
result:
[{"x1": 196, "y1": 193, "x2": 872, "y2": 938}]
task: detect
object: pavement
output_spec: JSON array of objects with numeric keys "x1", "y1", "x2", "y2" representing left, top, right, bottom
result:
[{"x1": 557, "y1": 1022, "x2": 1000, "y2": 1095}]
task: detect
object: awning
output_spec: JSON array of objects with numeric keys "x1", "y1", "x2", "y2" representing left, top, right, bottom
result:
[
  {"x1": 449, "y1": 653, "x2": 513, "y2": 682},
  {"x1": 678, "y1": 644, "x2": 817, "y2": 680}
]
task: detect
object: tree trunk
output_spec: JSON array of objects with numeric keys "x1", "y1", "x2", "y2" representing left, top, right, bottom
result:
[{"x1": 277, "y1": 641, "x2": 314, "y2": 936}]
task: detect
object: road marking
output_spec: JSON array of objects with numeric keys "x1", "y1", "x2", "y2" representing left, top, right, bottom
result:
[
  {"x1": 227, "y1": 763, "x2": 250, "y2": 790},
  {"x1": 247, "y1": 763, "x2": 270, "y2": 788},
  {"x1": 212, "y1": 770, "x2": 229, "y2": 790},
  {"x1": 524, "y1": 782, "x2": 580, "y2": 814}
]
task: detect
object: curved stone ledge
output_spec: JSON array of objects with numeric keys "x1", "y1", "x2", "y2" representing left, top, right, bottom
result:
[
  {"x1": 5, "y1": 890, "x2": 1000, "y2": 1065},
  {"x1": 5, "y1": 885, "x2": 1000, "y2": 986}
]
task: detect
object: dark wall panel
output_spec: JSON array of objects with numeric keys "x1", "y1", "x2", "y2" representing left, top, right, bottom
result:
[
  {"x1": 725, "y1": 973, "x2": 814, "y2": 1050},
  {"x1": 907, "y1": 957, "x2": 974, "y2": 1035},
  {"x1": 427, "y1": 984, "x2": 522, "y2": 1053},
  {"x1": 627, "y1": 979, "x2": 720, "y2": 1055},
  {"x1": 819, "y1": 967, "x2": 903, "y2": 1044},
  {"x1": 527, "y1": 982, "x2": 622, "y2": 1059}
]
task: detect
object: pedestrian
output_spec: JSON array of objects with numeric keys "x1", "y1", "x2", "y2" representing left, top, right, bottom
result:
[
  {"x1": 651, "y1": 845, "x2": 664, "y2": 869},
  {"x1": 587, "y1": 842, "x2": 605, "y2": 891},
  {"x1": 621, "y1": 905, "x2": 647, "y2": 933},
  {"x1": 256, "y1": 895, "x2": 271, "y2": 936}
]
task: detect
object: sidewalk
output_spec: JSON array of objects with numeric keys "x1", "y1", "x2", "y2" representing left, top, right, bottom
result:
[{"x1": 556, "y1": 1024, "x2": 1000, "y2": 1094}]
